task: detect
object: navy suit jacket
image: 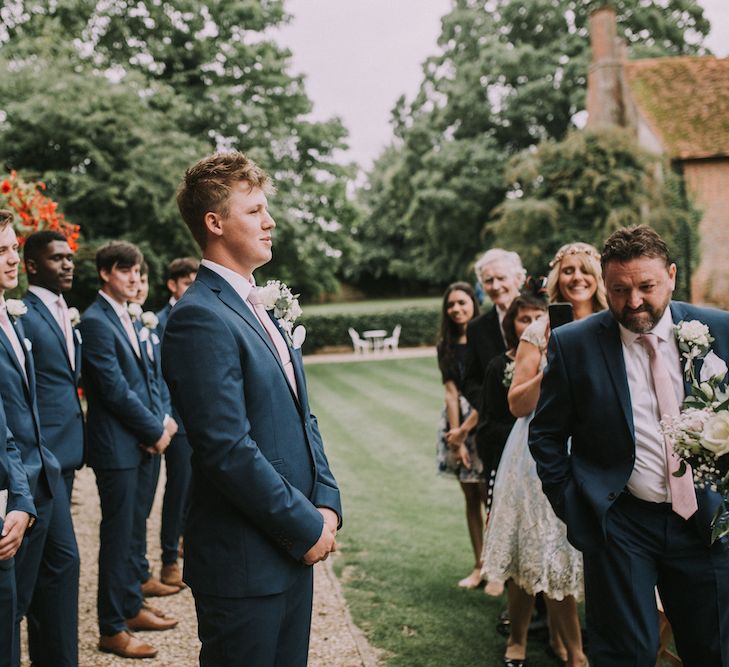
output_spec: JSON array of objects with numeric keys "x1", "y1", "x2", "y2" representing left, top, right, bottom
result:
[
  {"x1": 80, "y1": 295, "x2": 166, "y2": 470},
  {"x1": 21, "y1": 292, "x2": 85, "y2": 473},
  {"x1": 162, "y1": 266, "x2": 342, "y2": 597},
  {"x1": 0, "y1": 396, "x2": 36, "y2": 527},
  {"x1": 530, "y1": 302, "x2": 729, "y2": 551},
  {"x1": 0, "y1": 314, "x2": 60, "y2": 499}
]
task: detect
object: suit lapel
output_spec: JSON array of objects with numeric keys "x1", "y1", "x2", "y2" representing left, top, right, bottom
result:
[
  {"x1": 670, "y1": 303, "x2": 693, "y2": 397},
  {"x1": 597, "y1": 314, "x2": 635, "y2": 439},
  {"x1": 98, "y1": 295, "x2": 145, "y2": 369},
  {"x1": 27, "y1": 293, "x2": 74, "y2": 374},
  {"x1": 0, "y1": 323, "x2": 28, "y2": 390},
  {"x1": 198, "y1": 267, "x2": 302, "y2": 410}
]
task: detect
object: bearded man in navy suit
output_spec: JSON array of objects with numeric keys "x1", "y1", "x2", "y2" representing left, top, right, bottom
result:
[
  {"x1": 162, "y1": 152, "x2": 342, "y2": 667},
  {"x1": 21, "y1": 231, "x2": 83, "y2": 666},
  {"x1": 530, "y1": 226, "x2": 729, "y2": 666},
  {"x1": 0, "y1": 211, "x2": 60, "y2": 667}
]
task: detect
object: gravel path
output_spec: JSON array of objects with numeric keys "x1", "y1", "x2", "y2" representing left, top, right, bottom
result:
[{"x1": 21, "y1": 465, "x2": 380, "y2": 666}]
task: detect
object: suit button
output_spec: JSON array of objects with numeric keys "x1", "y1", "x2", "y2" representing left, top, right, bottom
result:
[{"x1": 607, "y1": 492, "x2": 617, "y2": 501}]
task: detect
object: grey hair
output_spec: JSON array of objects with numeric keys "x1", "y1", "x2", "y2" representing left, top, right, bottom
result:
[{"x1": 474, "y1": 248, "x2": 526, "y2": 285}]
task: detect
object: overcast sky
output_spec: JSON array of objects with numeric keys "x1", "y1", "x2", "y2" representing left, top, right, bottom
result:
[{"x1": 277, "y1": 0, "x2": 729, "y2": 170}]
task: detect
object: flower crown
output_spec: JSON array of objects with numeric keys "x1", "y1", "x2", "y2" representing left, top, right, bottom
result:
[{"x1": 548, "y1": 245, "x2": 601, "y2": 268}]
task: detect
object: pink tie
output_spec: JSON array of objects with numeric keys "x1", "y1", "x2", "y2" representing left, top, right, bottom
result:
[
  {"x1": 638, "y1": 334, "x2": 698, "y2": 519},
  {"x1": 55, "y1": 296, "x2": 75, "y2": 370},
  {"x1": 0, "y1": 303, "x2": 27, "y2": 382},
  {"x1": 247, "y1": 292, "x2": 298, "y2": 399},
  {"x1": 120, "y1": 309, "x2": 141, "y2": 358}
]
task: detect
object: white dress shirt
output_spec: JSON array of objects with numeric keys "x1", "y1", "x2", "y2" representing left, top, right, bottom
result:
[
  {"x1": 200, "y1": 259, "x2": 257, "y2": 315},
  {"x1": 620, "y1": 307, "x2": 684, "y2": 503}
]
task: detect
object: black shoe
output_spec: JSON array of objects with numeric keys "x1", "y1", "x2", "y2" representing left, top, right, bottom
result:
[
  {"x1": 503, "y1": 658, "x2": 527, "y2": 667},
  {"x1": 496, "y1": 606, "x2": 510, "y2": 637}
]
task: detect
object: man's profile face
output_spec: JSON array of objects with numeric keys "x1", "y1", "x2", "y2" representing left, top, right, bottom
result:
[
  {"x1": 604, "y1": 256, "x2": 676, "y2": 333},
  {"x1": 27, "y1": 239, "x2": 74, "y2": 293},
  {"x1": 0, "y1": 225, "x2": 20, "y2": 294},
  {"x1": 101, "y1": 263, "x2": 141, "y2": 304},
  {"x1": 216, "y1": 182, "x2": 275, "y2": 275},
  {"x1": 168, "y1": 273, "x2": 196, "y2": 301}
]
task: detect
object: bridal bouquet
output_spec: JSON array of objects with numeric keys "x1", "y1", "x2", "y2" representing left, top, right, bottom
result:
[{"x1": 660, "y1": 320, "x2": 729, "y2": 542}]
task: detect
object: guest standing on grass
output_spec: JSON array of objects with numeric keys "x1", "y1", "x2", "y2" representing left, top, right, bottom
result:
[
  {"x1": 436, "y1": 281, "x2": 487, "y2": 589},
  {"x1": 482, "y1": 242, "x2": 605, "y2": 667},
  {"x1": 162, "y1": 151, "x2": 341, "y2": 667},
  {"x1": 156, "y1": 256, "x2": 198, "y2": 588}
]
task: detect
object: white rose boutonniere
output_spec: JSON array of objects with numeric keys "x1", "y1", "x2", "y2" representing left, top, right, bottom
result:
[
  {"x1": 68, "y1": 307, "x2": 81, "y2": 327},
  {"x1": 5, "y1": 299, "x2": 27, "y2": 320},
  {"x1": 127, "y1": 303, "x2": 143, "y2": 321},
  {"x1": 502, "y1": 359, "x2": 516, "y2": 389},
  {"x1": 255, "y1": 280, "x2": 303, "y2": 342},
  {"x1": 141, "y1": 311, "x2": 159, "y2": 330},
  {"x1": 675, "y1": 320, "x2": 713, "y2": 379}
]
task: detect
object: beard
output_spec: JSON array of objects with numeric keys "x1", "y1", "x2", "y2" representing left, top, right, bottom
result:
[{"x1": 610, "y1": 302, "x2": 668, "y2": 333}]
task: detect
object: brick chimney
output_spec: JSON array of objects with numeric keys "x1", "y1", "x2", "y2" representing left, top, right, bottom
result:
[{"x1": 586, "y1": 6, "x2": 625, "y2": 128}]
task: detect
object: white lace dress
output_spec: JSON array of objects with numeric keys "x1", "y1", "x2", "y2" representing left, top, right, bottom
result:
[{"x1": 480, "y1": 318, "x2": 583, "y2": 601}]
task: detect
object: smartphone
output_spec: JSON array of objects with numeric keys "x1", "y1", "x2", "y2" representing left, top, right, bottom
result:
[{"x1": 548, "y1": 302, "x2": 574, "y2": 330}]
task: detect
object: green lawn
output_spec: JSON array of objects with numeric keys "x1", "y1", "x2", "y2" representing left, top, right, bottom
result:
[
  {"x1": 304, "y1": 296, "x2": 440, "y2": 316},
  {"x1": 305, "y1": 357, "x2": 559, "y2": 667}
]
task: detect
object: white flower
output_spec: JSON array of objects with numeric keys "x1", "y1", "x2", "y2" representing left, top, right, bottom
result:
[
  {"x1": 502, "y1": 360, "x2": 516, "y2": 388},
  {"x1": 701, "y1": 350, "x2": 728, "y2": 383},
  {"x1": 675, "y1": 320, "x2": 711, "y2": 348},
  {"x1": 701, "y1": 412, "x2": 729, "y2": 457},
  {"x1": 254, "y1": 280, "x2": 303, "y2": 343},
  {"x1": 23, "y1": 338, "x2": 32, "y2": 352},
  {"x1": 127, "y1": 303, "x2": 143, "y2": 321},
  {"x1": 5, "y1": 299, "x2": 27, "y2": 319},
  {"x1": 292, "y1": 325, "x2": 306, "y2": 350},
  {"x1": 141, "y1": 311, "x2": 159, "y2": 330},
  {"x1": 138, "y1": 327, "x2": 150, "y2": 343},
  {"x1": 256, "y1": 282, "x2": 281, "y2": 310},
  {"x1": 68, "y1": 307, "x2": 81, "y2": 327}
]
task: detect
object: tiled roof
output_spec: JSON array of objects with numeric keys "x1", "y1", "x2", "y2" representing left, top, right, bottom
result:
[{"x1": 624, "y1": 56, "x2": 729, "y2": 160}]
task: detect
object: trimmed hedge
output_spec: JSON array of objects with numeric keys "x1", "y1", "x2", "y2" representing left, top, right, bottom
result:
[{"x1": 300, "y1": 305, "x2": 440, "y2": 353}]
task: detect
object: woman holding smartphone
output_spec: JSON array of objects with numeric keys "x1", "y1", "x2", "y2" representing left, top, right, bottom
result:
[{"x1": 481, "y1": 242, "x2": 606, "y2": 667}]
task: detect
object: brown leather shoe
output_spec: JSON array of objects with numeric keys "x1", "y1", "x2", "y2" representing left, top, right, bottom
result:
[
  {"x1": 141, "y1": 576, "x2": 181, "y2": 597},
  {"x1": 99, "y1": 631, "x2": 158, "y2": 658},
  {"x1": 142, "y1": 601, "x2": 171, "y2": 619},
  {"x1": 160, "y1": 562, "x2": 186, "y2": 588},
  {"x1": 126, "y1": 607, "x2": 178, "y2": 631}
]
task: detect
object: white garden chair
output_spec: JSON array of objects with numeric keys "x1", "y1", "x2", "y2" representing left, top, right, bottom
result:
[
  {"x1": 348, "y1": 327, "x2": 372, "y2": 354},
  {"x1": 383, "y1": 324, "x2": 402, "y2": 352}
]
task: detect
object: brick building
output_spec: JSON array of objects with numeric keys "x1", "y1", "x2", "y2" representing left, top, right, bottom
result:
[{"x1": 587, "y1": 6, "x2": 729, "y2": 306}]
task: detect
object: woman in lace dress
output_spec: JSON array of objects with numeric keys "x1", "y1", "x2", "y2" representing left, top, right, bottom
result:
[
  {"x1": 436, "y1": 282, "x2": 487, "y2": 589},
  {"x1": 481, "y1": 243, "x2": 607, "y2": 667}
]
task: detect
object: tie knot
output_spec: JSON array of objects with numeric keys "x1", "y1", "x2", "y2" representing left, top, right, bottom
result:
[
  {"x1": 247, "y1": 291, "x2": 263, "y2": 306},
  {"x1": 638, "y1": 333, "x2": 659, "y2": 356}
]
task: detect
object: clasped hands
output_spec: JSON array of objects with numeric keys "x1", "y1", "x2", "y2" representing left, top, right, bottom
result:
[
  {"x1": 140, "y1": 417, "x2": 179, "y2": 456},
  {"x1": 302, "y1": 507, "x2": 339, "y2": 566},
  {"x1": 446, "y1": 427, "x2": 471, "y2": 470},
  {"x1": 0, "y1": 510, "x2": 32, "y2": 561}
]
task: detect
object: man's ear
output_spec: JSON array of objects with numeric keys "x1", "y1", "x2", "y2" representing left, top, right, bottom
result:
[
  {"x1": 166, "y1": 278, "x2": 177, "y2": 295},
  {"x1": 99, "y1": 268, "x2": 110, "y2": 285},
  {"x1": 668, "y1": 262, "x2": 677, "y2": 290},
  {"x1": 204, "y1": 211, "x2": 224, "y2": 239}
]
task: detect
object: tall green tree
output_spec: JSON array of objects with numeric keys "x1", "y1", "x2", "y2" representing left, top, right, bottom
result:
[
  {"x1": 0, "y1": 1, "x2": 359, "y2": 300},
  {"x1": 352, "y1": 0, "x2": 710, "y2": 290}
]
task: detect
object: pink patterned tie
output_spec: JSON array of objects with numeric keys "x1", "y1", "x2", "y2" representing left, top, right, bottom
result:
[
  {"x1": 120, "y1": 309, "x2": 141, "y2": 358},
  {"x1": 0, "y1": 303, "x2": 27, "y2": 382},
  {"x1": 638, "y1": 333, "x2": 698, "y2": 519},
  {"x1": 247, "y1": 292, "x2": 298, "y2": 399},
  {"x1": 55, "y1": 296, "x2": 75, "y2": 370}
]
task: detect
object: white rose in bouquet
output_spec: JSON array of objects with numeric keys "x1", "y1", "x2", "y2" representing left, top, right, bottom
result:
[{"x1": 701, "y1": 412, "x2": 729, "y2": 457}]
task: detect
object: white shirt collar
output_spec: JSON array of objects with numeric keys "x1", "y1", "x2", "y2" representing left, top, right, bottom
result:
[
  {"x1": 28, "y1": 285, "x2": 64, "y2": 309},
  {"x1": 200, "y1": 259, "x2": 255, "y2": 302},
  {"x1": 98, "y1": 289, "x2": 129, "y2": 319},
  {"x1": 619, "y1": 304, "x2": 674, "y2": 347},
  {"x1": 168, "y1": 296, "x2": 178, "y2": 307}
]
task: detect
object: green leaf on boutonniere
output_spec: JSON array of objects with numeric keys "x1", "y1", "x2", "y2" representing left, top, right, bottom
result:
[{"x1": 673, "y1": 460, "x2": 688, "y2": 477}]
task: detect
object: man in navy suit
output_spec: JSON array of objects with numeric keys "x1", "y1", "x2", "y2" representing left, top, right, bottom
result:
[
  {"x1": 531, "y1": 226, "x2": 729, "y2": 666},
  {"x1": 0, "y1": 394, "x2": 36, "y2": 667},
  {"x1": 20, "y1": 231, "x2": 83, "y2": 666},
  {"x1": 163, "y1": 152, "x2": 342, "y2": 666},
  {"x1": 80, "y1": 241, "x2": 178, "y2": 660},
  {"x1": 156, "y1": 257, "x2": 198, "y2": 588}
]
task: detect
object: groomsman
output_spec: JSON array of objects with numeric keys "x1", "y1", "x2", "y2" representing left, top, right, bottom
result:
[
  {"x1": 163, "y1": 152, "x2": 342, "y2": 666},
  {"x1": 0, "y1": 394, "x2": 36, "y2": 667},
  {"x1": 20, "y1": 231, "x2": 83, "y2": 666},
  {"x1": 128, "y1": 262, "x2": 181, "y2": 597},
  {"x1": 80, "y1": 241, "x2": 178, "y2": 660},
  {"x1": 0, "y1": 211, "x2": 60, "y2": 667},
  {"x1": 156, "y1": 257, "x2": 198, "y2": 587}
]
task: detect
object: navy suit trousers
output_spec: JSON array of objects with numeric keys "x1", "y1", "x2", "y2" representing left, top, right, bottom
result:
[
  {"x1": 26, "y1": 473, "x2": 79, "y2": 667},
  {"x1": 161, "y1": 432, "x2": 192, "y2": 565},
  {"x1": 194, "y1": 566, "x2": 314, "y2": 667},
  {"x1": 0, "y1": 558, "x2": 16, "y2": 667},
  {"x1": 584, "y1": 492, "x2": 729, "y2": 667},
  {"x1": 131, "y1": 454, "x2": 161, "y2": 583},
  {"x1": 94, "y1": 466, "x2": 146, "y2": 635}
]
